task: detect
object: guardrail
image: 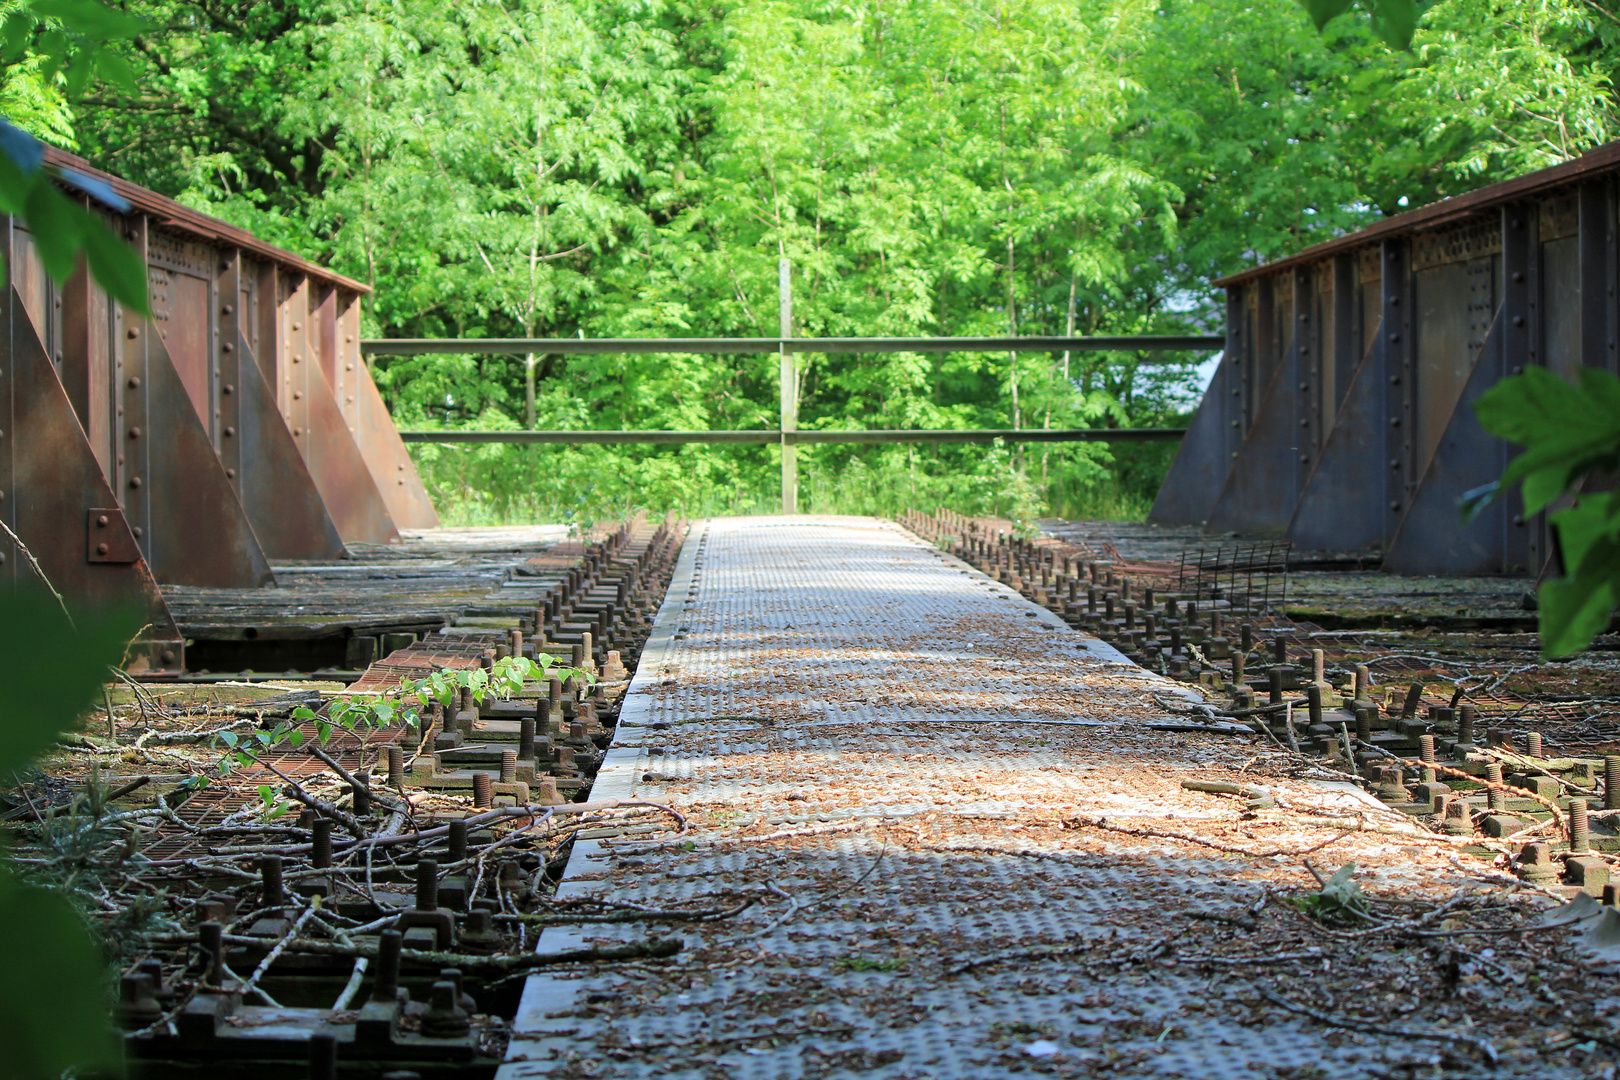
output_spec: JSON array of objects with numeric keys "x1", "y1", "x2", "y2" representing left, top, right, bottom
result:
[
  {"x1": 364, "y1": 329, "x2": 1219, "y2": 509},
  {"x1": 361, "y1": 335, "x2": 1223, "y2": 356},
  {"x1": 398, "y1": 428, "x2": 1188, "y2": 445}
]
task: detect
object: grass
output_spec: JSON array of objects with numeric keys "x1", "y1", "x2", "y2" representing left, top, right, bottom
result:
[{"x1": 414, "y1": 440, "x2": 1174, "y2": 527}]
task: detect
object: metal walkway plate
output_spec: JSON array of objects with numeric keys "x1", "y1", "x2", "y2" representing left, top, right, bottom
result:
[{"x1": 499, "y1": 516, "x2": 1552, "y2": 1080}]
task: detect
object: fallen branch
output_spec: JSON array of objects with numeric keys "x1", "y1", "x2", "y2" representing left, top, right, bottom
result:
[
  {"x1": 1064, "y1": 815, "x2": 1351, "y2": 860},
  {"x1": 1258, "y1": 988, "x2": 1498, "y2": 1064}
]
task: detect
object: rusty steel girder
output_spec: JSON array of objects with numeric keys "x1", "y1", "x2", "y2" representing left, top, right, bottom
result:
[
  {"x1": 1152, "y1": 142, "x2": 1620, "y2": 576},
  {"x1": 2, "y1": 150, "x2": 440, "y2": 663}
]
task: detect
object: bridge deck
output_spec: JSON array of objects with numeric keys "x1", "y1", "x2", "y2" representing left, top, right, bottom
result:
[{"x1": 500, "y1": 517, "x2": 1552, "y2": 1080}]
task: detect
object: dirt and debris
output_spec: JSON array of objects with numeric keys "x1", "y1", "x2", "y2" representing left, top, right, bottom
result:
[{"x1": 500, "y1": 515, "x2": 1620, "y2": 1080}]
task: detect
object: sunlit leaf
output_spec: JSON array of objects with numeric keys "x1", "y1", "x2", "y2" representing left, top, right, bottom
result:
[{"x1": 80, "y1": 212, "x2": 150, "y2": 315}]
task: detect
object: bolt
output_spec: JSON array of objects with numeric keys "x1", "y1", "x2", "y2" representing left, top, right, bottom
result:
[
  {"x1": 1353, "y1": 665, "x2": 1370, "y2": 702},
  {"x1": 1240, "y1": 624, "x2": 1254, "y2": 653},
  {"x1": 371, "y1": 929, "x2": 402, "y2": 1002},
  {"x1": 501, "y1": 748, "x2": 518, "y2": 784},
  {"x1": 1517, "y1": 841, "x2": 1558, "y2": 885},
  {"x1": 1527, "y1": 732, "x2": 1543, "y2": 758},
  {"x1": 422, "y1": 980, "x2": 470, "y2": 1038},
  {"x1": 1419, "y1": 734, "x2": 1436, "y2": 765},
  {"x1": 510, "y1": 628, "x2": 523, "y2": 657},
  {"x1": 308, "y1": 1032, "x2": 338, "y2": 1080},
  {"x1": 352, "y1": 776, "x2": 371, "y2": 817},
  {"x1": 1306, "y1": 684, "x2": 1323, "y2": 726},
  {"x1": 261, "y1": 855, "x2": 285, "y2": 909},
  {"x1": 311, "y1": 818, "x2": 333, "y2": 869},
  {"x1": 1231, "y1": 652, "x2": 1245, "y2": 686},
  {"x1": 1444, "y1": 799, "x2": 1472, "y2": 836},
  {"x1": 199, "y1": 921, "x2": 224, "y2": 984},
  {"x1": 1571, "y1": 798, "x2": 1592, "y2": 854},
  {"x1": 415, "y1": 859, "x2": 440, "y2": 912},
  {"x1": 119, "y1": 972, "x2": 162, "y2": 1023},
  {"x1": 473, "y1": 772, "x2": 493, "y2": 808},
  {"x1": 1486, "y1": 763, "x2": 1506, "y2": 811},
  {"x1": 1267, "y1": 666, "x2": 1285, "y2": 705},
  {"x1": 519, "y1": 715, "x2": 536, "y2": 760},
  {"x1": 388, "y1": 745, "x2": 405, "y2": 788},
  {"x1": 1401, "y1": 683, "x2": 1424, "y2": 720},
  {"x1": 1354, "y1": 704, "x2": 1372, "y2": 743},
  {"x1": 448, "y1": 819, "x2": 468, "y2": 863},
  {"x1": 1457, "y1": 705, "x2": 1476, "y2": 749},
  {"x1": 1607, "y1": 756, "x2": 1620, "y2": 811}
]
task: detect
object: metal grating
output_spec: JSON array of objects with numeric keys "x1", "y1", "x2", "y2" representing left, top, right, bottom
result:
[{"x1": 495, "y1": 517, "x2": 1538, "y2": 1080}]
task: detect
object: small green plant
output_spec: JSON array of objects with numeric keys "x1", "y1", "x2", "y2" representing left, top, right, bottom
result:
[
  {"x1": 1293, "y1": 863, "x2": 1373, "y2": 924},
  {"x1": 835, "y1": 956, "x2": 907, "y2": 972},
  {"x1": 217, "y1": 653, "x2": 590, "y2": 816}
]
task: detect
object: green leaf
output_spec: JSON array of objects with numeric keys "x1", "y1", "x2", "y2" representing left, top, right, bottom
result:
[
  {"x1": 1367, "y1": 0, "x2": 1423, "y2": 48},
  {"x1": 1456, "y1": 481, "x2": 1500, "y2": 525},
  {"x1": 317, "y1": 719, "x2": 332, "y2": 742},
  {"x1": 29, "y1": 0, "x2": 146, "y2": 39},
  {"x1": 1539, "y1": 495, "x2": 1620, "y2": 658},
  {"x1": 80, "y1": 211, "x2": 150, "y2": 315},
  {"x1": 1475, "y1": 368, "x2": 1620, "y2": 515},
  {"x1": 287, "y1": 728, "x2": 304, "y2": 748},
  {"x1": 35, "y1": 26, "x2": 66, "y2": 77},
  {"x1": 63, "y1": 47, "x2": 93, "y2": 97},
  {"x1": 1298, "y1": 0, "x2": 1355, "y2": 31},
  {"x1": 0, "y1": 593, "x2": 136, "y2": 777},
  {"x1": 92, "y1": 46, "x2": 135, "y2": 92},
  {"x1": 291, "y1": 706, "x2": 316, "y2": 721},
  {"x1": 219, "y1": 731, "x2": 238, "y2": 748},
  {"x1": 1, "y1": 10, "x2": 35, "y2": 62},
  {"x1": 0, "y1": 875, "x2": 119, "y2": 1077},
  {"x1": 22, "y1": 182, "x2": 84, "y2": 283},
  {"x1": 258, "y1": 784, "x2": 274, "y2": 805},
  {"x1": 268, "y1": 803, "x2": 290, "y2": 820}
]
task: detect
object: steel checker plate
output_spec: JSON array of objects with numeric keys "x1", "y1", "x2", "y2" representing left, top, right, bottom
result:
[{"x1": 500, "y1": 517, "x2": 1554, "y2": 1080}]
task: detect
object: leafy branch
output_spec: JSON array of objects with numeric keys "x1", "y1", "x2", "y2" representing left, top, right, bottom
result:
[
  {"x1": 0, "y1": 0, "x2": 150, "y2": 313},
  {"x1": 215, "y1": 654, "x2": 592, "y2": 818}
]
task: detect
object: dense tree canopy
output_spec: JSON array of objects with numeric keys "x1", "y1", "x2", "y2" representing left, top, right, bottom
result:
[{"x1": 7, "y1": 0, "x2": 1620, "y2": 521}]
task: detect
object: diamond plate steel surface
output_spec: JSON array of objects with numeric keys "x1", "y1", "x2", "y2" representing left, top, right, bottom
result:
[{"x1": 500, "y1": 517, "x2": 1561, "y2": 1080}]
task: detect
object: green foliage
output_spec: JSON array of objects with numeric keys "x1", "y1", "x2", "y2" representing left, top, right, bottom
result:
[
  {"x1": 0, "y1": 591, "x2": 134, "y2": 775},
  {"x1": 58, "y1": 0, "x2": 1620, "y2": 518},
  {"x1": 0, "y1": 875, "x2": 121, "y2": 1077},
  {"x1": 1293, "y1": 863, "x2": 1372, "y2": 923},
  {"x1": 1298, "y1": 0, "x2": 1431, "y2": 49},
  {"x1": 216, "y1": 654, "x2": 590, "y2": 815},
  {"x1": 0, "y1": 590, "x2": 137, "y2": 1079},
  {"x1": 0, "y1": 0, "x2": 148, "y2": 313},
  {"x1": 1467, "y1": 367, "x2": 1620, "y2": 658}
]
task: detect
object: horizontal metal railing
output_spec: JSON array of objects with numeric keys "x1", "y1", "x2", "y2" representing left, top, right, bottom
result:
[
  {"x1": 398, "y1": 427, "x2": 1189, "y2": 445},
  {"x1": 370, "y1": 331, "x2": 1219, "y2": 505},
  {"x1": 361, "y1": 335, "x2": 1224, "y2": 356}
]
